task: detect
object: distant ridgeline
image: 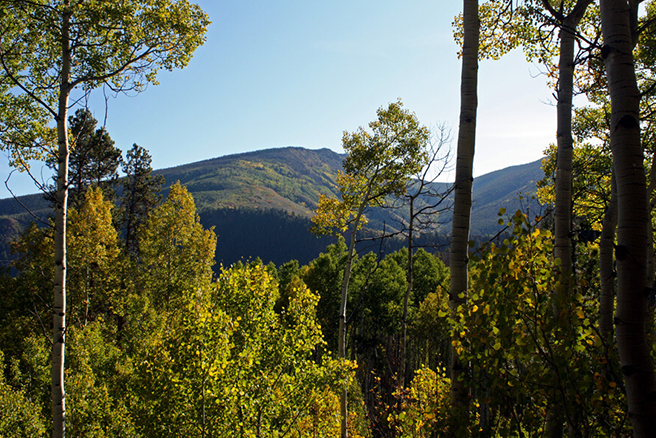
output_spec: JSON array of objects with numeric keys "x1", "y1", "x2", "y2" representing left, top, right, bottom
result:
[{"x1": 0, "y1": 147, "x2": 544, "y2": 268}]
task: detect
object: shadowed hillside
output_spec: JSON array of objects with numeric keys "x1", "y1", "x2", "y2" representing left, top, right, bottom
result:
[
  {"x1": 0, "y1": 147, "x2": 545, "y2": 267},
  {"x1": 470, "y1": 159, "x2": 545, "y2": 236}
]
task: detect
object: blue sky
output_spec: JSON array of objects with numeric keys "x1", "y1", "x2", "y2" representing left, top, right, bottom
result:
[{"x1": 1, "y1": 0, "x2": 556, "y2": 199}]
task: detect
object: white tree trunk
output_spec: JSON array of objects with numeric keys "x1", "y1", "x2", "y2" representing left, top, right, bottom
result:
[
  {"x1": 553, "y1": 20, "x2": 576, "y2": 285},
  {"x1": 52, "y1": 6, "x2": 71, "y2": 438},
  {"x1": 339, "y1": 185, "x2": 371, "y2": 438},
  {"x1": 449, "y1": 0, "x2": 478, "y2": 434},
  {"x1": 600, "y1": 0, "x2": 656, "y2": 435}
]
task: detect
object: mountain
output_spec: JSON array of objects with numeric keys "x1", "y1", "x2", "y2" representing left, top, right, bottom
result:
[
  {"x1": 0, "y1": 146, "x2": 546, "y2": 267},
  {"x1": 156, "y1": 147, "x2": 343, "y2": 215},
  {"x1": 470, "y1": 159, "x2": 545, "y2": 236}
]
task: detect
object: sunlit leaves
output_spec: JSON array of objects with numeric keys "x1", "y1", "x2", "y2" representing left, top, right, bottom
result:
[
  {"x1": 388, "y1": 367, "x2": 452, "y2": 437},
  {"x1": 0, "y1": 0, "x2": 209, "y2": 182},
  {"x1": 311, "y1": 100, "x2": 429, "y2": 237},
  {"x1": 0, "y1": 0, "x2": 210, "y2": 97},
  {"x1": 67, "y1": 187, "x2": 122, "y2": 325},
  {"x1": 132, "y1": 263, "x2": 354, "y2": 437},
  {"x1": 343, "y1": 100, "x2": 429, "y2": 199},
  {"x1": 453, "y1": 1, "x2": 599, "y2": 90},
  {"x1": 453, "y1": 2, "x2": 524, "y2": 60},
  {"x1": 66, "y1": 322, "x2": 139, "y2": 437},
  {"x1": 0, "y1": 350, "x2": 47, "y2": 438},
  {"x1": 139, "y1": 182, "x2": 216, "y2": 307},
  {"x1": 450, "y1": 211, "x2": 629, "y2": 436}
]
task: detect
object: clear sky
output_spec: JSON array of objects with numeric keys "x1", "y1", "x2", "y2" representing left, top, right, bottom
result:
[{"x1": 1, "y1": 0, "x2": 557, "y2": 199}]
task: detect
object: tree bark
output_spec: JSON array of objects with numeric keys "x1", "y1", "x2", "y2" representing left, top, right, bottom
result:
[
  {"x1": 553, "y1": 18, "x2": 576, "y2": 286},
  {"x1": 53, "y1": 5, "x2": 72, "y2": 438},
  {"x1": 449, "y1": 0, "x2": 478, "y2": 435},
  {"x1": 339, "y1": 184, "x2": 371, "y2": 438},
  {"x1": 543, "y1": 4, "x2": 591, "y2": 435},
  {"x1": 599, "y1": 172, "x2": 617, "y2": 340},
  {"x1": 600, "y1": 0, "x2": 656, "y2": 435},
  {"x1": 645, "y1": 151, "x2": 656, "y2": 299},
  {"x1": 399, "y1": 199, "x2": 414, "y2": 389},
  {"x1": 545, "y1": 16, "x2": 576, "y2": 438},
  {"x1": 547, "y1": 0, "x2": 592, "y2": 313}
]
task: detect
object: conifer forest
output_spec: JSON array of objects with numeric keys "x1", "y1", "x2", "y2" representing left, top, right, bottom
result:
[{"x1": 2, "y1": 1, "x2": 656, "y2": 437}]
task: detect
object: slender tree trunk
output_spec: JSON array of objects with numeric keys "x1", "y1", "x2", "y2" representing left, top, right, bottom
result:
[
  {"x1": 449, "y1": 0, "x2": 478, "y2": 435},
  {"x1": 339, "y1": 186, "x2": 372, "y2": 438},
  {"x1": 542, "y1": 4, "x2": 591, "y2": 435},
  {"x1": 600, "y1": 0, "x2": 656, "y2": 435},
  {"x1": 645, "y1": 151, "x2": 656, "y2": 295},
  {"x1": 646, "y1": 154, "x2": 656, "y2": 339},
  {"x1": 399, "y1": 198, "x2": 414, "y2": 389},
  {"x1": 545, "y1": 17, "x2": 578, "y2": 438},
  {"x1": 53, "y1": 6, "x2": 72, "y2": 438},
  {"x1": 599, "y1": 172, "x2": 617, "y2": 340},
  {"x1": 548, "y1": 0, "x2": 592, "y2": 311},
  {"x1": 553, "y1": 19, "x2": 577, "y2": 289}
]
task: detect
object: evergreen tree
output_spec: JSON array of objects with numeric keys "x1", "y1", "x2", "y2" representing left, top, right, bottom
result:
[
  {"x1": 119, "y1": 144, "x2": 164, "y2": 256},
  {"x1": 67, "y1": 109, "x2": 122, "y2": 208},
  {"x1": 0, "y1": 3, "x2": 209, "y2": 434}
]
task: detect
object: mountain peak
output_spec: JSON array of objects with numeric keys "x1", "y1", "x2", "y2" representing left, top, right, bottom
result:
[{"x1": 0, "y1": 146, "x2": 546, "y2": 266}]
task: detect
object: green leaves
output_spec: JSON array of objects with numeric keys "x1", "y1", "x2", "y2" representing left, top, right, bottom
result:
[
  {"x1": 449, "y1": 212, "x2": 629, "y2": 435},
  {"x1": 139, "y1": 182, "x2": 216, "y2": 308},
  {"x1": 311, "y1": 100, "x2": 430, "y2": 237},
  {"x1": 132, "y1": 262, "x2": 352, "y2": 437},
  {"x1": 0, "y1": 350, "x2": 48, "y2": 438},
  {"x1": 0, "y1": 0, "x2": 210, "y2": 170},
  {"x1": 343, "y1": 99, "x2": 429, "y2": 198}
]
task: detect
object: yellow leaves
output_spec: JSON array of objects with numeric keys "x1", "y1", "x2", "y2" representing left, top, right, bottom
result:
[
  {"x1": 516, "y1": 334, "x2": 528, "y2": 347},
  {"x1": 315, "y1": 101, "x2": 429, "y2": 240},
  {"x1": 452, "y1": 2, "x2": 523, "y2": 60},
  {"x1": 69, "y1": 186, "x2": 119, "y2": 265},
  {"x1": 390, "y1": 366, "x2": 452, "y2": 436},
  {"x1": 452, "y1": 340, "x2": 464, "y2": 356},
  {"x1": 139, "y1": 182, "x2": 217, "y2": 306},
  {"x1": 311, "y1": 194, "x2": 353, "y2": 236}
]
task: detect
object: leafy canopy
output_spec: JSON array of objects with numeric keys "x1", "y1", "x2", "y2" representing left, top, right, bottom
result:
[
  {"x1": 312, "y1": 100, "x2": 430, "y2": 236},
  {"x1": 0, "y1": 0, "x2": 210, "y2": 165}
]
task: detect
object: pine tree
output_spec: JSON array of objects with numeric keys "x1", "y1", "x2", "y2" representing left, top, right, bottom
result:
[
  {"x1": 67, "y1": 109, "x2": 122, "y2": 208},
  {"x1": 119, "y1": 144, "x2": 164, "y2": 257}
]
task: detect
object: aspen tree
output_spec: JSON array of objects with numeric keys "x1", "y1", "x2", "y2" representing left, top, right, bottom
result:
[
  {"x1": 600, "y1": 0, "x2": 656, "y2": 434},
  {"x1": 449, "y1": 1, "x2": 479, "y2": 434},
  {"x1": 312, "y1": 100, "x2": 429, "y2": 437},
  {"x1": 0, "y1": 3, "x2": 209, "y2": 436}
]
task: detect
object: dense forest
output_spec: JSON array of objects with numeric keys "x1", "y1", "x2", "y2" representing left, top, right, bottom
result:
[
  {"x1": 2, "y1": 0, "x2": 656, "y2": 438},
  {"x1": 0, "y1": 148, "x2": 544, "y2": 268}
]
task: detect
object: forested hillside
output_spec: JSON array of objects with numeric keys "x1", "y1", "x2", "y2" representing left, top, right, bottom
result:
[
  {"x1": 0, "y1": 146, "x2": 542, "y2": 266},
  {"x1": 4, "y1": 0, "x2": 654, "y2": 436}
]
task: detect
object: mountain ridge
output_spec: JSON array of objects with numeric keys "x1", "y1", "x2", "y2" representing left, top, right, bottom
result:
[{"x1": 0, "y1": 146, "x2": 545, "y2": 266}]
